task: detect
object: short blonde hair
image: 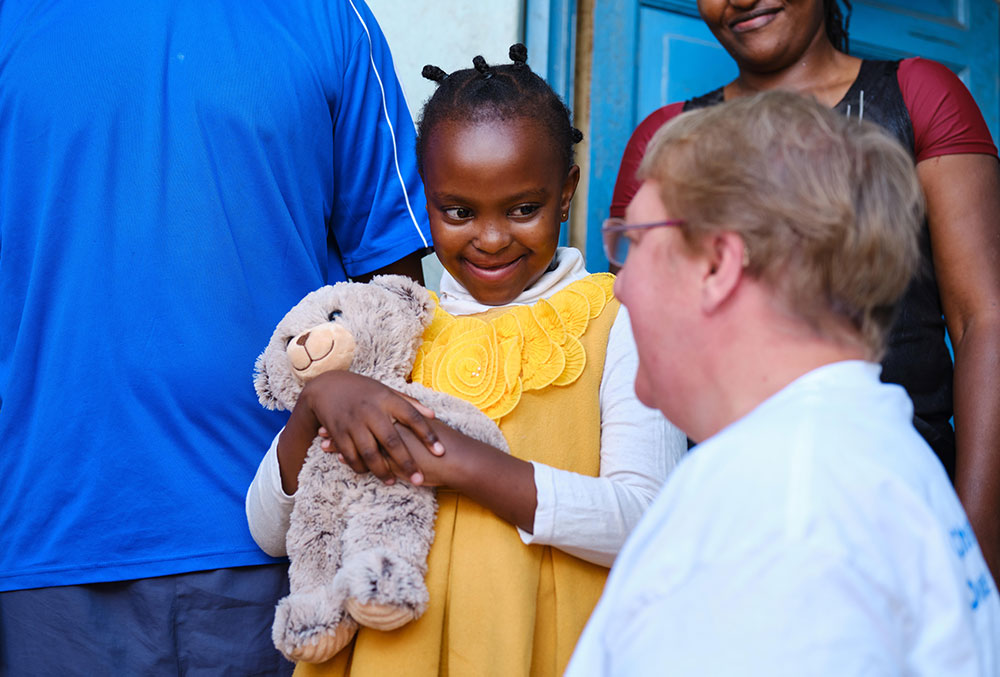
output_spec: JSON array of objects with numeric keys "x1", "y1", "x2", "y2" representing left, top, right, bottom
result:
[{"x1": 638, "y1": 90, "x2": 923, "y2": 357}]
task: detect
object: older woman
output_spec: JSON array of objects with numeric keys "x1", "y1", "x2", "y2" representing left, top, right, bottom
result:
[
  {"x1": 568, "y1": 91, "x2": 999, "y2": 676},
  {"x1": 611, "y1": 0, "x2": 1000, "y2": 578}
]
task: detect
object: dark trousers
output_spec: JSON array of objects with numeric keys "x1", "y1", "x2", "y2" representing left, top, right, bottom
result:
[{"x1": 0, "y1": 564, "x2": 294, "y2": 677}]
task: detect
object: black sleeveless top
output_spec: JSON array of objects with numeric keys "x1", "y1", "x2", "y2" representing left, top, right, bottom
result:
[{"x1": 684, "y1": 60, "x2": 957, "y2": 477}]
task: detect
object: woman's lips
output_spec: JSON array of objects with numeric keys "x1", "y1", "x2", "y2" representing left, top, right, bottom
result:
[{"x1": 729, "y1": 7, "x2": 780, "y2": 33}]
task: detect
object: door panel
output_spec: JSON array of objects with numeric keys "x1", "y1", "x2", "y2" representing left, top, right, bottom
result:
[{"x1": 637, "y1": 8, "x2": 736, "y2": 118}]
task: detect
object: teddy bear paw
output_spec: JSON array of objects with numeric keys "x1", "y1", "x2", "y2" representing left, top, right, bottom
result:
[
  {"x1": 339, "y1": 550, "x2": 429, "y2": 630},
  {"x1": 344, "y1": 598, "x2": 416, "y2": 631},
  {"x1": 272, "y1": 589, "x2": 358, "y2": 663},
  {"x1": 283, "y1": 619, "x2": 358, "y2": 663}
]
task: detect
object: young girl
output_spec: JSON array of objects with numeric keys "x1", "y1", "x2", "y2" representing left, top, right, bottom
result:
[{"x1": 246, "y1": 44, "x2": 686, "y2": 676}]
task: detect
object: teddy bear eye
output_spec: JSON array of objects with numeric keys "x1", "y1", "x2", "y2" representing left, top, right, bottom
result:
[
  {"x1": 284, "y1": 336, "x2": 294, "y2": 348},
  {"x1": 328, "y1": 309, "x2": 342, "y2": 321}
]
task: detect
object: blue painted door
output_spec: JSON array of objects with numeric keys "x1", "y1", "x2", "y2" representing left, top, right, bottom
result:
[{"x1": 582, "y1": 0, "x2": 1000, "y2": 270}]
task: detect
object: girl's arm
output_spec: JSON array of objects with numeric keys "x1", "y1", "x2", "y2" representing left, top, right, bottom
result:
[
  {"x1": 298, "y1": 304, "x2": 683, "y2": 567},
  {"x1": 246, "y1": 432, "x2": 295, "y2": 557},
  {"x1": 920, "y1": 153, "x2": 1000, "y2": 579},
  {"x1": 518, "y1": 307, "x2": 685, "y2": 565},
  {"x1": 245, "y1": 370, "x2": 444, "y2": 556},
  {"x1": 277, "y1": 370, "x2": 442, "y2": 494},
  {"x1": 388, "y1": 307, "x2": 686, "y2": 567},
  {"x1": 393, "y1": 422, "x2": 538, "y2": 531}
]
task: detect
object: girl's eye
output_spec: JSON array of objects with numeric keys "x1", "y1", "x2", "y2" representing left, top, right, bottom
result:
[
  {"x1": 510, "y1": 204, "x2": 540, "y2": 218},
  {"x1": 328, "y1": 309, "x2": 342, "y2": 321},
  {"x1": 443, "y1": 207, "x2": 473, "y2": 220}
]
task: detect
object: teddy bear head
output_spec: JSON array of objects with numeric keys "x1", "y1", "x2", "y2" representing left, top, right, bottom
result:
[{"x1": 254, "y1": 275, "x2": 435, "y2": 411}]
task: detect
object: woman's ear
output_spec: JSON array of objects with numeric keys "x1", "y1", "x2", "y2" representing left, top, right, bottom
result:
[
  {"x1": 560, "y1": 165, "x2": 581, "y2": 216},
  {"x1": 701, "y1": 231, "x2": 748, "y2": 313}
]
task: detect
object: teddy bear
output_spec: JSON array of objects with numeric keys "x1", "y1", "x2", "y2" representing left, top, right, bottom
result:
[{"x1": 253, "y1": 274, "x2": 509, "y2": 663}]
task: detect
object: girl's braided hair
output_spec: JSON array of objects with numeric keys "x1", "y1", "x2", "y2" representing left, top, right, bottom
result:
[{"x1": 416, "y1": 44, "x2": 583, "y2": 175}]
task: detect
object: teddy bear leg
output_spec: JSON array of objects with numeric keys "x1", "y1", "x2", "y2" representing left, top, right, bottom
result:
[
  {"x1": 338, "y1": 477, "x2": 437, "y2": 631},
  {"x1": 272, "y1": 583, "x2": 359, "y2": 663},
  {"x1": 340, "y1": 552, "x2": 423, "y2": 631},
  {"x1": 273, "y1": 447, "x2": 362, "y2": 662}
]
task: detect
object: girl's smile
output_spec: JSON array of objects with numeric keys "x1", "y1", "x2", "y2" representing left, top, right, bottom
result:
[
  {"x1": 422, "y1": 117, "x2": 579, "y2": 306},
  {"x1": 463, "y1": 256, "x2": 524, "y2": 279}
]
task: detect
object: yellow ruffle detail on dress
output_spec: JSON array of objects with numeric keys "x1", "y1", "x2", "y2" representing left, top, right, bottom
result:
[{"x1": 412, "y1": 275, "x2": 613, "y2": 423}]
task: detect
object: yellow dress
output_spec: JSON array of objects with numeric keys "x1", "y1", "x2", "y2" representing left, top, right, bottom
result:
[{"x1": 296, "y1": 274, "x2": 619, "y2": 677}]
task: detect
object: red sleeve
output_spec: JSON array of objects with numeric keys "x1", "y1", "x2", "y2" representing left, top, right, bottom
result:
[
  {"x1": 898, "y1": 57, "x2": 998, "y2": 163},
  {"x1": 609, "y1": 102, "x2": 687, "y2": 218}
]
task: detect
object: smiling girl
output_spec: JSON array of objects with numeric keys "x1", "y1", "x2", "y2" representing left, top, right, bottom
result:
[{"x1": 246, "y1": 44, "x2": 686, "y2": 676}]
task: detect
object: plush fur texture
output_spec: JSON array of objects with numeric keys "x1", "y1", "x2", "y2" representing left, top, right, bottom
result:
[{"x1": 254, "y1": 275, "x2": 509, "y2": 663}]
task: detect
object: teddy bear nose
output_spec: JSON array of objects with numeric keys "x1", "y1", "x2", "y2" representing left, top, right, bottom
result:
[
  {"x1": 289, "y1": 329, "x2": 337, "y2": 372},
  {"x1": 301, "y1": 329, "x2": 335, "y2": 361}
]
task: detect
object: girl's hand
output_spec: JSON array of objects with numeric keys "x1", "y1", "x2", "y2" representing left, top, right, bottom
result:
[
  {"x1": 382, "y1": 422, "x2": 456, "y2": 487},
  {"x1": 302, "y1": 371, "x2": 444, "y2": 486},
  {"x1": 385, "y1": 420, "x2": 538, "y2": 532},
  {"x1": 294, "y1": 379, "x2": 538, "y2": 533},
  {"x1": 319, "y1": 425, "x2": 450, "y2": 487}
]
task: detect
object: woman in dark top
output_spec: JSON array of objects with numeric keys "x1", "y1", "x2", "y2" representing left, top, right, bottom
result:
[{"x1": 612, "y1": 0, "x2": 1000, "y2": 577}]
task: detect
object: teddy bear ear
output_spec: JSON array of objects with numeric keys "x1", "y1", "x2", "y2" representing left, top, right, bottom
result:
[
  {"x1": 369, "y1": 274, "x2": 434, "y2": 326},
  {"x1": 253, "y1": 351, "x2": 283, "y2": 410}
]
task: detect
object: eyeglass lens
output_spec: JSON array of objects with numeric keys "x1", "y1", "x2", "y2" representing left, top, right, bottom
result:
[{"x1": 603, "y1": 228, "x2": 628, "y2": 267}]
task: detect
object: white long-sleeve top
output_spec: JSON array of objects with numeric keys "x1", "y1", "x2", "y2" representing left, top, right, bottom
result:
[{"x1": 246, "y1": 248, "x2": 686, "y2": 567}]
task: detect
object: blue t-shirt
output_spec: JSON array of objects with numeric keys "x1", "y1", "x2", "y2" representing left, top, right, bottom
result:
[{"x1": 0, "y1": 0, "x2": 431, "y2": 590}]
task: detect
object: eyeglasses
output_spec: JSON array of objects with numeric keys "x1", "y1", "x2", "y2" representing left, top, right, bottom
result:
[{"x1": 601, "y1": 217, "x2": 686, "y2": 267}]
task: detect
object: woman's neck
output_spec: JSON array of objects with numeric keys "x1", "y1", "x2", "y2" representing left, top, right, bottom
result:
[{"x1": 725, "y1": 37, "x2": 862, "y2": 108}]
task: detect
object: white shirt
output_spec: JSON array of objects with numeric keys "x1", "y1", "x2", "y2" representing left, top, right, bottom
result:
[
  {"x1": 567, "y1": 361, "x2": 1000, "y2": 676},
  {"x1": 246, "y1": 248, "x2": 686, "y2": 567}
]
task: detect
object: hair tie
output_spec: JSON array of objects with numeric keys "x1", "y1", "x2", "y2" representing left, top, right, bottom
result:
[
  {"x1": 472, "y1": 55, "x2": 493, "y2": 79},
  {"x1": 570, "y1": 128, "x2": 583, "y2": 144},
  {"x1": 421, "y1": 65, "x2": 449, "y2": 84}
]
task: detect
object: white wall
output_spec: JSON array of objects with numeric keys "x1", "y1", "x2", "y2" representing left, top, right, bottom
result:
[
  {"x1": 366, "y1": 0, "x2": 523, "y2": 290},
  {"x1": 366, "y1": 0, "x2": 524, "y2": 123}
]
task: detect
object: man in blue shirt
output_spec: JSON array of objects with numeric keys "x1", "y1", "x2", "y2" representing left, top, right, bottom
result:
[{"x1": 0, "y1": 0, "x2": 431, "y2": 673}]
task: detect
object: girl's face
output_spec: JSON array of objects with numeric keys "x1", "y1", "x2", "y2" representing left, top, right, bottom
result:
[
  {"x1": 697, "y1": 0, "x2": 829, "y2": 72},
  {"x1": 422, "y1": 117, "x2": 579, "y2": 306}
]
